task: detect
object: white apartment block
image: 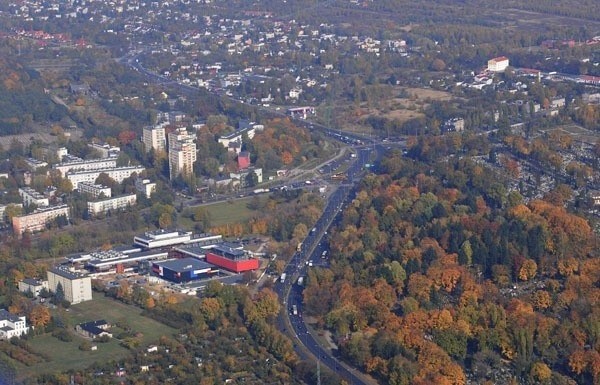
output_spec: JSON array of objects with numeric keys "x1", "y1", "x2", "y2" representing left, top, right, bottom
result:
[
  {"x1": 87, "y1": 194, "x2": 136, "y2": 216},
  {"x1": 66, "y1": 165, "x2": 146, "y2": 189},
  {"x1": 487, "y1": 56, "x2": 509, "y2": 72},
  {"x1": 142, "y1": 125, "x2": 167, "y2": 153},
  {"x1": 135, "y1": 178, "x2": 156, "y2": 198},
  {"x1": 53, "y1": 158, "x2": 118, "y2": 177},
  {"x1": 18, "y1": 278, "x2": 49, "y2": 297},
  {"x1": 18, "y1": 187, "x2": 49, "y2": 207},
  {"x1": 88, "y1": 142, "x2": 120, "y2": 158},
  {"x1": 12, "y1": 204, "x2": 70, "y2": 236},
  {"x1": 78, "y1": 182, "x2": 112, "y2": 198},
  {"x1": 0, "y1": 309, "x2": 29, "y2": 340},
  {"x1": 47, "y1": 265, "x2": 92, "y2": 304},
  {"x1": 168, "y1": 128, "x2": 196, "y2": 180}
]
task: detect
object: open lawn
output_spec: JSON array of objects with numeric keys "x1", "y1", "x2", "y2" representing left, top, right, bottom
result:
[
  {"x1": 199, "y1": 196, "x2": 267, "y2": 227},
  {"x1": 6, "y1": 293, "x2": 177, "y2": 380}
]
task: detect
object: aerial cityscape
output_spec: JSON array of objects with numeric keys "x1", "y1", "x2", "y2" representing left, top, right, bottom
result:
[{"x1": 0, "y1": 0, "x2": 598, "y2": 384}]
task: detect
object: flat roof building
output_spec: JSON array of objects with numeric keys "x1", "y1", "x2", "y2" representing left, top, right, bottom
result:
[
  {"x1": 152, "y1": 257, "x2": 217, "y2": 283},
  {"x1": 206, "y1": 244, "x2": 259, "y2": 273},
  {"x1": 53, "y1": 158, "x2": 118, "y2": 177},
  {"x1": 19, "y1": 187, "x2": 49, "y2": 208},
  {"x1": 12, "y1": 204, "x2": 70, "y2": 236},
  {"x1": 87, "y1": 194, "x2": 136, "y2": 216},
  {"x1": 18, "y1": 278, "x2": 48, "y2": 297},
  {"x1": 47, "y1": 265, "x2": 92, "y2": 304},
  {"x1": 86, "y1": 249, "x2": 169, "y2": 271},
  {"x1": 134, "y1": 229, "x2": 193, "y2": 250},
  {"x1": 142, "y1": 125, "x2": 167, "y2": 153},
  {"x1": 66, "y1": 166, "x2": 145, "y2": 190},
  {"x1": 78, "y1": 182, "x2": 112, "y2": 199}
]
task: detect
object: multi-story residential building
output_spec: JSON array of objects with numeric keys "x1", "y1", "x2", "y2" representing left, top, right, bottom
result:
[
  {"x1": 230, "y1": 167, "x2": 263, "y2": 186},
  {"x1": 142, "y1": 124, "x2": 167, "y2": 153},
  {"x1": 12, "y1": 204, "x2": 70, "y2": 236},
  {"x1": 77, "y1": 182, "x2": 112, "y2": 199},
  {"x1": 135, "y1": 178, "x2": 156, "y2": 199},
  {"x1": 18, "y1": 278, "x2": 48, "y2": 297},
  {"x1": 18, "y1": 187, "x2": 49, "y2": 207},
  {"x1": 0, "y1": 309, "x2": 29, "y2": 340},
  {"x1": 87, "y1": 194, "x2": 137, "y2": 216},
  {"x1": 66, "y1": 166, "x2": 145, "y2": 189},
  {"x1": 24, "y1": 158, "x2": 48, "y2": 171},
  {"x1": 88, "y1": 142, "x2": 120, "y2": 158},
  {"x1": 53, "y1": 158, "x2": 118, "y2": 177},
  {"x1": 47, "y1": 265, "x2": 92, "y2": 304},
  {"x1": 487, "y1": 56, "x2": 509, "y2": 72},
  {"x1": 168, "y1": 128, "x2": 196, "y2": 180}
]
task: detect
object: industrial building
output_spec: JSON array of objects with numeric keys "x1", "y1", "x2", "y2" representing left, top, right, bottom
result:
[
  {"x1": 134, "y1": 229, "x2": 193, "y2": 249},
  {"x1": 85, "y1": 249, "x2": 169, "y2": 272},
  {"x1": 152, "y1": 257, "x2": 217, "y2": 283},
  {"x1": 206, "y1": 244, "x2": 259, "y2": 273}
]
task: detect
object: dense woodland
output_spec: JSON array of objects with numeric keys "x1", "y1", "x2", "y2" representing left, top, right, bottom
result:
[{"x1": 302, "y1": 150, "x2": 599, "y2": 384}]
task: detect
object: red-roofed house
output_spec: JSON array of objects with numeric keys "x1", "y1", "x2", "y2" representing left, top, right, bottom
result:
[{"x1": 488, "y1": 56, "x2": 509, "y2": 72}]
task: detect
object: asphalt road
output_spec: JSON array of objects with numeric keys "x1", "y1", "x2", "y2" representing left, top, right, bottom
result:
[{"x1": 273, "y1": 146, "x2": 378, "y2": 385}]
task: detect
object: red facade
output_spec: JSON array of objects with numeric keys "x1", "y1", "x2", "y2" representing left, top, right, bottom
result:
[{"x1": 206, "y1": 252, "x2": 259, "y2": 273}]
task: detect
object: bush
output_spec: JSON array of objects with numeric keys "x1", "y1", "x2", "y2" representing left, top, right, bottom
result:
[
  {"x1": 79, "y1": 341, "x2": 92, "y2": 351},
  {"x1": 52, "y1": 329, "x2": 73, "y2": 342}
]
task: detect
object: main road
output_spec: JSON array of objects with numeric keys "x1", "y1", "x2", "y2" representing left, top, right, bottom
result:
[{"x1": 273, "y1": 146, "x2": 381, "y2": 385}]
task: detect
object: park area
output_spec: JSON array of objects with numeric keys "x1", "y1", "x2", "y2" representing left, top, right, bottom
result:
[{"x1": 1, "y1": 293, "x2": 176, "y2": 380}]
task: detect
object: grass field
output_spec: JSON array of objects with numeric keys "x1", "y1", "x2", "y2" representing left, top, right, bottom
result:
[
  {"x1": 5, "y1": 293, "x2": 177, "y2": 379},
  {"x1": 200, "y1": 196, "x2": 267, "y2": 227}
]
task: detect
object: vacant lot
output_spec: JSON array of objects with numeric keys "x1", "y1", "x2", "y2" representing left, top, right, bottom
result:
[
  {"x1": 5, "y1": 293, "x2": 176, "y2": 380},
  {"x1": 195, "y1": 196, "x2": 268, "y2": 227}
]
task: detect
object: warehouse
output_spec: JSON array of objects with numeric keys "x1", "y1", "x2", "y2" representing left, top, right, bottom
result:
[{"x1": 152, "y1": 258, "x2": 217, "y2": 283}]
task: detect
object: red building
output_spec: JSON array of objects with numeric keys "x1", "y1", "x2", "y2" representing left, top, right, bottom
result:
[
  {"x1": 237, "y1": 151, "x2": 251, "y2": 170},
  {"x1": 206, "y1": 245, "x2": 259, "y2": 273}
]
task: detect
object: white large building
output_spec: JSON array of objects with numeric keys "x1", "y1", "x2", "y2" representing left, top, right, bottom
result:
[
  {"x1": 47, "y1": 265, "x2": 92, "y2": 304},
  {"x1": 19, "y1": 187, "x2": 49, "y2": 207},
  {"x1": 18, "y1": 278, "x2": 49, "y2": 297},
  {"x1": 78, "y1": 182, "x2": 112, "y2": 198},
  {"x1": 12, "y1": 204, "x2": 70, "y2": 236},
  {"x1": 0, "y1": 309, "x2": 29, "y2": 340},
  {"x1": 66, "y1": 165, "x2": 146, "y2": 189},
  {"x1": 168, "y1": 128, "x2": 196, "y2": 180},
  {"x1": 53, "y1": 158, "x2": 118, "y2": 177},
  {"x1": 134, "y1": 229, "x2": 193, "y2": 250},
  {"x1": 87, "y1": 194, "x2": 137, "y2": 216},
  {"x1": 135, "y1": 178, "x2": 156, "y2": 199},
  {"x1": 487, "y1": 56, "x2": 509, "y2": 72},
  {"x1": 88, "y1": 142, "x2": 120, "y2": 158},
  {"x1": 143, "y1": 125, "x2": 167, "y2": 153}
]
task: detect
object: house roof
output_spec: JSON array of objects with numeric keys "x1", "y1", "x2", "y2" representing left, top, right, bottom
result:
[{"x1": 78, "y1": 320, "x2": 109, "y2": 335}]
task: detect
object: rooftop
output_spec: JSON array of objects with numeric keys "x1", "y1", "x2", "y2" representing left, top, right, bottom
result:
[
  {"x1": 154, "y1": 257, "x2": 214, "y2": 273},
  {"x1": 48, "y1": 265, "x2": 88, "y2": 280}
]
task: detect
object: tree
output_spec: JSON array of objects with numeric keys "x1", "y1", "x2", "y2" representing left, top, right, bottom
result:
[
  {"x1": 53, "y1": 283, "x2": 65, "y2": 304},
  {"x1": 28, "y1": 305, "x2": 51, "y2": 328}
]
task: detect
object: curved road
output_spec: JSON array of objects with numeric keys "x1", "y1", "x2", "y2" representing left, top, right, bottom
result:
[{"x1": 274, "y1": 147, "x2": 378, "y2": 385}]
